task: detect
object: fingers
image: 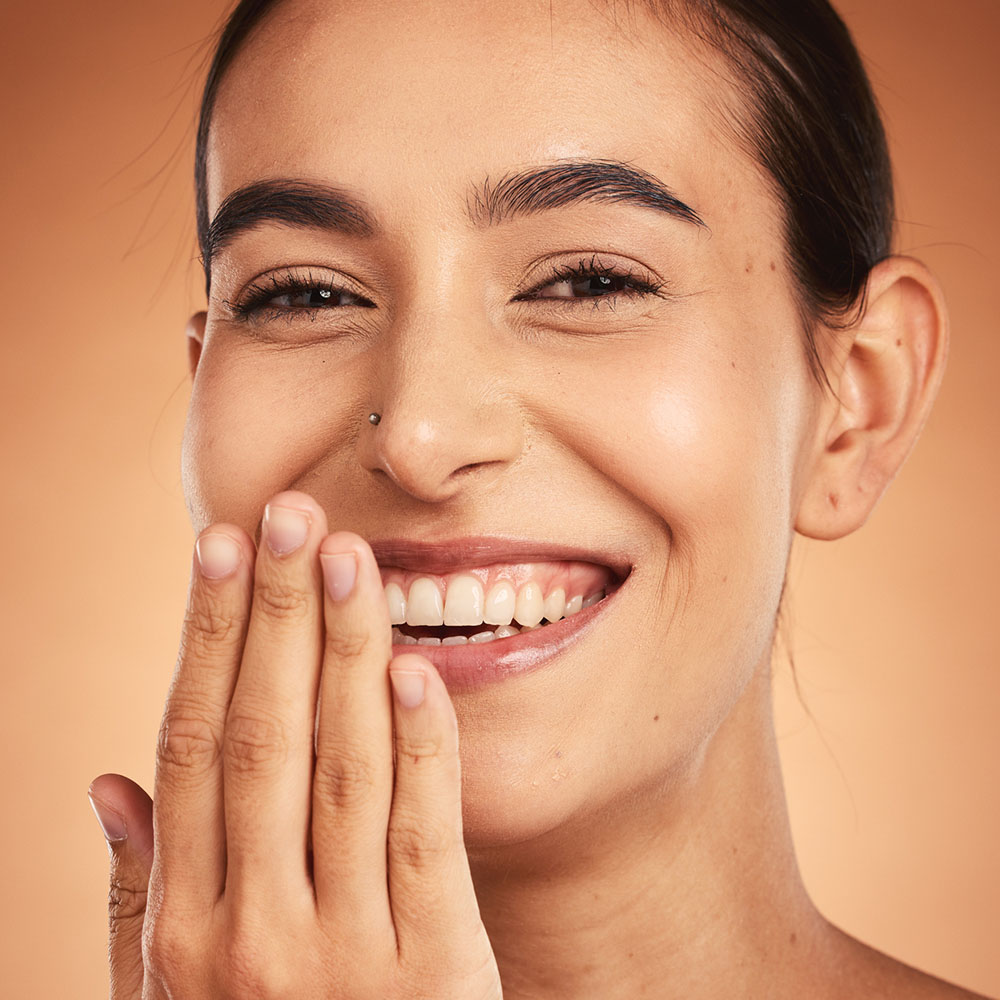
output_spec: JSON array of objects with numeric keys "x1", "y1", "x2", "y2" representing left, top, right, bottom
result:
[
  {"x1": 222, "y1": 493, "x2": 328, "y2": 898},
  {"x1": 311, "y1": 533, "x2": 394, "y2": 924},
  {"x1": 385, "y1": 655, "x2": 484, "y2": 949},
  {"x1": 89, "y1": 773, "x2": 154, "y2": 1000},
  {"x1": 152, "y1": 525, "x2": 254, "y2": 905}
]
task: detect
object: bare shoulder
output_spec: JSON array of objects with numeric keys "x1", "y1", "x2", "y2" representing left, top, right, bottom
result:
[{"x1": 825, "y1": 925, "x2": 995, "y2": 1000}]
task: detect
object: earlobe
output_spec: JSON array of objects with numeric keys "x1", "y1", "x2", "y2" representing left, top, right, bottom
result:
[
  {"x1": 186, "y1": 311, "x2": 207, "y2": 379},
  {"x1": 795, "y1": 257, "x2": 949, "y2": 541}
]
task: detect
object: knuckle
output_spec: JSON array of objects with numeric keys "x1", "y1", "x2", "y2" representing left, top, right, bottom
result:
[
  {"x1": 182, "y1": 600, "x2": 243, "y2": 655},
  {"x1": 252, "y1": 576, "x2": 313, "y2": 621},
  {"x1": 323, "y1": 627, "x2": 372, "y2": 661},
  {"x1": 223, "y1": 709, "x2": 291, "y2": 774},
  {"x1": 157, "y1": 705, "x2": 223, "y2": 774},
  {"x1": 216, "y1": 930, "x2": 291, "y2": 998},
  {"x1": 388, "y1": 812, "x2": 459, "y2": 871},
  {"x1": 396, "y1": 730, "x2": 452, "y2": 763},
  {"x1": 143, "y1": 915, "x2": 195, "y2": 984},
  {"x1": 108, "y1": 875, "x2": 148, "y2": 925},
  {"x1": 313, "y1": 744, "x2": 379, "y2": 810}
]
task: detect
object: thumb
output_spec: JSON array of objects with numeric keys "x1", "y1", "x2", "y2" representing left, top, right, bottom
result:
[{"x1": 89, "y1": 773, "x2": 154, "y2": 1000}]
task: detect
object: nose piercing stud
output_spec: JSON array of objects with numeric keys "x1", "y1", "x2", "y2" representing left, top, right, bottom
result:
[{"x1": 368, "y1": 412, "x2": 381, "y2": 425}]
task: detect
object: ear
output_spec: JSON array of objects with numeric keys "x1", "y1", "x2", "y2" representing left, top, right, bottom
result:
[
  {"x1": 186, "y1": 311, "x2": 207, "y2": 379},
  {"x1": 795, "y1": 256, "x2": 949, "y2": 541}
]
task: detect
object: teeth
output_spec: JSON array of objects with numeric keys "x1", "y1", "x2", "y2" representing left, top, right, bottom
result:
[
  {"x1": 385, "y1": 575, "x2": 610, "y2": 639},
  {"x1": 514, "y1": 581, "x2": 544, "y2": 627},
  {"x1": 441, "y1": 635, "x2": 468, "y2": 646},
  {"x1": 483, "y1": 580, "x2": 516, "y2": 626},
  {"x1": 406, "y1": 577, "x2": 444, "y2": 626},
  {"x1": 384, "y1": 583, "x2": 406, "y2": 625},
  {"x1": 543, "y1": 587, "x2": 566, "y2": 623},
  {"x1": 417, "y1": 636, "x2": 441, "y2": 646},
  {"x1": 443, "y1": 574, "x2": 485, "y2": 626}
]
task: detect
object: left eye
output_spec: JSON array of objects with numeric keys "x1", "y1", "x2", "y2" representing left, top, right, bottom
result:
[{"x1": 534, "y1": 272, "x2": 632, "y2": 298}]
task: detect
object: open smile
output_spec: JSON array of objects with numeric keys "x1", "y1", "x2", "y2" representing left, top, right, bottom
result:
[{"x1": 372, "y1": 537, "x2": 631, "y2": 689}]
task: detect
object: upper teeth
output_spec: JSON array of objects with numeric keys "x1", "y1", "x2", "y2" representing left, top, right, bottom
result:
[{"x1": 384, "y1": 573, "x2": 605, "y2": 628}]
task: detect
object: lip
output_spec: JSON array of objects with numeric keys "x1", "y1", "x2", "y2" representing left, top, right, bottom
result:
[
  {"x1": 369, "y1": 536, "x2": 632, "y2": 691},
  {"x1": 370, "y1": 536, "x2": 633, "y2": 579}
]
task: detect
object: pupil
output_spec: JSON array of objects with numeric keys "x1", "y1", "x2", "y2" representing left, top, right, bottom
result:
[{"x1": 586, "y1": 274, "x2": 616, "y2": 295}]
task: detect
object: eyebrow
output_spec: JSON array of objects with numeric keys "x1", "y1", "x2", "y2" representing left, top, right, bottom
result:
[
  {"x1": 467, "y1": 159, "x2": 705, "y2": 230},
  {"x1": 203, "y1": 159, "x2": 705, "y2": 276},
  {"x1": 202, "y1": 178, "x2": 378, "y2": 271}
]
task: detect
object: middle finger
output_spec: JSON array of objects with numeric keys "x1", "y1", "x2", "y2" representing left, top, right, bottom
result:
[{"x1": 223, "y1": 491, "x2": 327, "y2": 898}]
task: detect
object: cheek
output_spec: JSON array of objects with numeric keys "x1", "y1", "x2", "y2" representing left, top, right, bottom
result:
[
  {"x1": 181, "y1": 343, "x2": 358, "y2": 533},
  {"x1": 531, "y1": 319, "x2": 811, "y2": 663}
]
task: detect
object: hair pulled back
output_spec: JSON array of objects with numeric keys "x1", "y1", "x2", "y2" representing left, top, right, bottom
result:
[{"x1": 194, "y1": 0, "x2": 894, "y2": 379}]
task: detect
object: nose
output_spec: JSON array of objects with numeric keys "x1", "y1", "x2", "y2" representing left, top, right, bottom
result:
[{"x1": 356, "y1": 303, "x2": 524, "y2": 503}]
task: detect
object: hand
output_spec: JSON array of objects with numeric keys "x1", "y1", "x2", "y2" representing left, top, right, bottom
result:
[{"x1": 88, "y1": 491, "x2": 503, "y2": 999}]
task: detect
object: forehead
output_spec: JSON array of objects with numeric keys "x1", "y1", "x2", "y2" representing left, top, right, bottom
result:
[{"x1": 206, "y1": 0, "x2": 768, "y2": 240}]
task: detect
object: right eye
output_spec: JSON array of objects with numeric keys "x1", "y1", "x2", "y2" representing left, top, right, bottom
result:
[{"x1": 228, "y1": 268, "x2": 376, "y2": 322}]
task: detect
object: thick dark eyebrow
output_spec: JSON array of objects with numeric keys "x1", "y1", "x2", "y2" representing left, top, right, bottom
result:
[
  {"x1": 466, "y1": 159, "x2": 706, "y2": 230},
  {"x1": 202, "y1": 178, "x2": 378, "y2": 273}
]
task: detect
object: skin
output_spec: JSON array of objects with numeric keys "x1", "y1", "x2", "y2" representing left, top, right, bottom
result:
[{"x1": 87, "y1": 1, "x2": 985, "y2": 997}]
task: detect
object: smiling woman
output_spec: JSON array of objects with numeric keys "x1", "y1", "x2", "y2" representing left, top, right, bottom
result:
[{"x1": 81, "y1": 1, "x2": 995, "y2": 998}]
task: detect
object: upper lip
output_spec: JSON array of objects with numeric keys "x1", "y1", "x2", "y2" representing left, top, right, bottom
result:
[{"x1": 368, "y1": 536, "x2": 633, "y2": 581}]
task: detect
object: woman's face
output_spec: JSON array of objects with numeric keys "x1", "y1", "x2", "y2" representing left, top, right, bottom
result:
[{"x1": 184, "y1": 0, "x2": 824, "y2": 848}]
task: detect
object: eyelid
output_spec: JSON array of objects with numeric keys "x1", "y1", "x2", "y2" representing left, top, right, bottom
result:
[
  {"x1": 513, "y1": 252, "x2": 668, "y2": 301},
  {"x1": 224, "y1": 264, "x2": 374, "y2": 320}
]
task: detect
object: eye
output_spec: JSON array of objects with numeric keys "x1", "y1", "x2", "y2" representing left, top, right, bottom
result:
[
  {"x1": 267, "y1": 286, "x2": 364, "y2": 309},
  {"x1": 514, "y1": 254, "x2": 666, "y2": 308},
  {"x1": 227, "y1": 268, "x2": 375, "y2": 323},
  {"x1": 536, "y1": 272, "x2": 636, "y2": 299}
]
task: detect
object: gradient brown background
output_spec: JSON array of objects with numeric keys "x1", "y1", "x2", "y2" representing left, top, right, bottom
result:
[{"x1": 1, "y1": 1, "x2": 997, "y2": 996}]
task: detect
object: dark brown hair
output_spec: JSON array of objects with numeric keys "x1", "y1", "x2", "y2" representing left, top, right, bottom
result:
[{"x1": 194, "y1": 0, "x2": 894, "y2": 378}]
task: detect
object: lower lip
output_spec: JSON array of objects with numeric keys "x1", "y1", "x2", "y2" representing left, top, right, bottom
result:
[{"x1": 392, "y1": 588, "x2": 618, "y2": 691}]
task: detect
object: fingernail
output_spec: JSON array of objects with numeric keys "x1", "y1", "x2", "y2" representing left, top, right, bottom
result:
[
  {"x1": 389, "y1": 668, "x2": 426, "y2": 709},
  {"x1": 264, "y1": 504, "x2": 311, "y2": 555},
  {"x1": 320, "y1": 551, "x2": 358, "y2": 602},
  {"x1": 88, "y1": 792, "x2": 127, "y2": 844},
  {"x1": 195, "y1": 532, "x2": 241, "y2": 579}
]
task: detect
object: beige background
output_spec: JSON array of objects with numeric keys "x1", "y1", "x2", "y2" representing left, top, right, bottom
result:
[{"x1": 0, "y1": 1, "x2": 997, "y2": 996}]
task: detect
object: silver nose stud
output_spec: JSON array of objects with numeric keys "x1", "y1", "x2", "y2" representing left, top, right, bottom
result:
[{"x1": 368, "y1": 412, "x2": 381, "y2": 426}]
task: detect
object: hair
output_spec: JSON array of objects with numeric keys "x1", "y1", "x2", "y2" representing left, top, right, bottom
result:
[{"x1": 194, "y1": 0, "x2": 894, "y2": 381}]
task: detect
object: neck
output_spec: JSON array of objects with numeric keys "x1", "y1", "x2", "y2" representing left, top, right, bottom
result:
[{"x1": 467, "y1": 659, "x2": 832, "y2": 1000}]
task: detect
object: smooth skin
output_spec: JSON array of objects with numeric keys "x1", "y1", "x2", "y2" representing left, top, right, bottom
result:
[{"x1": 89, "y1": 1, "x2": 988, "y2": 997}]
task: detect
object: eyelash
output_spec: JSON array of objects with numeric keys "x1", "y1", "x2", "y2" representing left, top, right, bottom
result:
[{"x1": 228, "y1": 256, "x2": 666, "y2": 323}]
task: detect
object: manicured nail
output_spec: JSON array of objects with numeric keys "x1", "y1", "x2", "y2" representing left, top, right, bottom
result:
[
  {"x1": 195, "y1": 532, "x2": 241, "y2": 579},
  {"x1": 264, "y1": 504, "x2": 310, "y2": 555},
  {"x1": 389, "y1": 668, "x2": 426, "y2": 709},
  {"x1": 88, "y1": 792, "x2": 127, "y2": 844},
  {"x1": 320, "y1": 551, "x2": 358, "y2": 602}
]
